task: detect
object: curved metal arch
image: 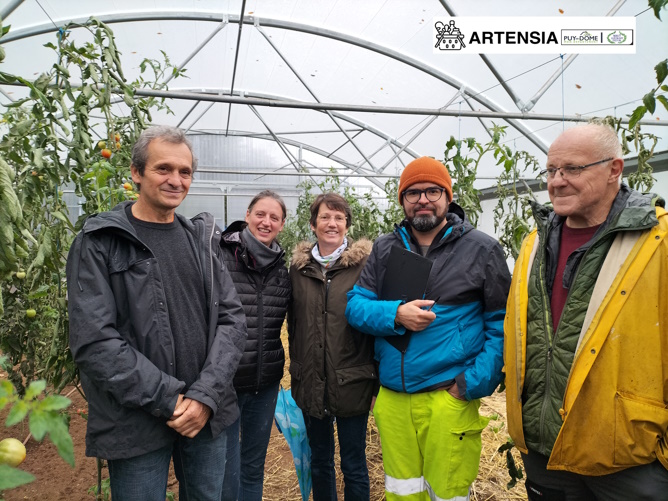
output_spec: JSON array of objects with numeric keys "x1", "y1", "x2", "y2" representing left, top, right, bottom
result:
[
  {"x1": 191, "y1": 129, "x2": 385, "y2": 179},
  {"x1": 173, "y1": 87, "x2": 421, "y2": 164},
  {"x1": 1, "y1": 11, "x2": 548, "y2": 153}
]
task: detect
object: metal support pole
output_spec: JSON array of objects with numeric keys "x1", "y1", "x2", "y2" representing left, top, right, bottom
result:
[
  {"x1": 377, "y1": 89, "x2": 463, "y2": 173},
  {"x1": 113, "y1": 87, "x2": 667, "y2": 127},
  {"x1": 162, "y1": 19, "x2": 228, "y2": 87},
  {"x1": 439, "y1": 0, "x2": 526, "y2": 110},
  {"x1": 256, "y1": 24, "x2": 380, "y2": 172},
  {"x1": 248, "y1": 104, "x2": 326, "y2": 187},
  {"x1": 0, "y1": 0, "x2": 24, "y2": 21},
  {"x1": 523, "y1": 0, "x2": 627, "y2": 111}
]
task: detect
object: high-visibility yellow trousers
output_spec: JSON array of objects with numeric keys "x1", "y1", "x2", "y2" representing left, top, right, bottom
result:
[{"x1": 373, "y1": 386, "x2": 490, "y2": 501}]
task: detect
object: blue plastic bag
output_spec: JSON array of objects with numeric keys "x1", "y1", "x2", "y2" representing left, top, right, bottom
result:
[{"x1": 274, "y1": 387, "x2": 312, "y2": 500}]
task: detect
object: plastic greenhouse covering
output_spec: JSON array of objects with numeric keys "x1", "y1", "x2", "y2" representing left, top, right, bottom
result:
[{"x1": 1, "y1": 0, "x2": 667, "y2": 227}]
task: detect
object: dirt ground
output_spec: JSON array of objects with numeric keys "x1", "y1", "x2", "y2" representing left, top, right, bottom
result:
[
  {"x1": 1, "y1": 387, "x2": 526, "y2": 501},
  {"x1": 0, "y1": 388, "x2": 304, "y2": 501}
]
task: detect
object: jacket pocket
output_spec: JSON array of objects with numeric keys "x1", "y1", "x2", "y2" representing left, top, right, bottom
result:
[
  {"x1": 613, "y1": 391, "x2": 668, "y2": 466},
  {"x1": 333, "y1": 364, "x2": 377, "y2": 416},
  {"x1": 335, "y1": 364, "x2": 377, "y2": 385}
]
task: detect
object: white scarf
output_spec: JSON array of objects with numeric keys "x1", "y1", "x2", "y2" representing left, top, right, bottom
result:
[{"x1": 311, "y1": 237, "x2": 348, "y2": 269}]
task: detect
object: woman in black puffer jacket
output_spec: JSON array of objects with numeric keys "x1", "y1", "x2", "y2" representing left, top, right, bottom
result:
[{"x1": 221, "y1": 190, "x2": 290, "y2": 501}]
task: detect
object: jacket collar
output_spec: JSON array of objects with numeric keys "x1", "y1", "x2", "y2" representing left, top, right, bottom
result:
[
  {"x1": 222, "y1": 220, "x2": 286, "y2": 271},
  {"x1": 291, "y1": 239, "x2": 372, "y2": 270},
  {"x1": 531, "y1": 185, "x2": 663, "y2": 293},
  {"x1": 82, "y1": 201, "x2": 215, "y2": 245},
  {"x1": 531, "y1": 184, "x2": 663, "y2": 235}
]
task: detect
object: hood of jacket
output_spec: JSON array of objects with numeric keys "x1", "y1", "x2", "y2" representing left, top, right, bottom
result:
[
  {"x1": 221, "y1": 220, "x2": 286, "y2": 272},
  {"x1": 291, "y1": 238, "x2": 373, "y2": 270},
  {"x1": 221, "y1": 220, "x2": 246, "y2": 244}
]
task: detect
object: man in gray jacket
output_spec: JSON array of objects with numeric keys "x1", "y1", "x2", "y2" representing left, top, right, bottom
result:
[{"x1": 66, "y1": 126, "x2": 247, "y2": 501}]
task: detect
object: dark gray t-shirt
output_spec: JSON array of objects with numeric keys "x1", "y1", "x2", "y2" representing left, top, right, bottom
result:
[{"x1": 126, "y1": 205, "x2": 208, "y2": 389}]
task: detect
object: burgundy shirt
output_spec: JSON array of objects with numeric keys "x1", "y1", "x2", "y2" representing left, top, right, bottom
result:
[{"x1": 550, "y1": 223, "x2": 600, "y2": 332}]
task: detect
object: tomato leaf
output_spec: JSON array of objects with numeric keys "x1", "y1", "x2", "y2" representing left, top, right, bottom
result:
[
  {"x1": 51, "y1": 210, "x2": 75, "y2": 230},
  {"x1": 628, "y1": 105, "x2": 647, "y2": 129},
  {"x1": 0, "y1": 380, "x2": 15, "y2": 398},
  {"x1": 24, "y1": 380, "x2": 46, "y2": 400},
  {"x1": 657, "y1": 95, "x2": 668, "y2": 112},
  {"x1": 38, "y1": 395, "x2": 71, "y2": 412},
  {"x1": 6, "y1": 400, "x2": 29, "y2": 426},
  {"x1": 29, "y1": 409, "x2": 49, "y2": 441},
  {"x1": 0, "y1": 464, "x2": 35, "y2": 490},
  {"x1": 643, "y1": 92, "x2": 656, "y2": 115},
  {"x1": 648, "y1": 0, "x2": 667, "y2": 20},
  {"x1": 655, "y1": 59, "x2": 668, "y2": 84},
  {"x1": 48, "y1": 416, "x2": 75, "y2": 467}
]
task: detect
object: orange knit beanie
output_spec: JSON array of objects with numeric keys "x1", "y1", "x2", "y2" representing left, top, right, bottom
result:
[{"x1": 398, "y1": 157, "x2": 453, "y2": 204}]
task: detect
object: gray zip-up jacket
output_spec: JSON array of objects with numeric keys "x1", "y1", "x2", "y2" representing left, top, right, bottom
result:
[{"x1": 66, "y1": 201, "x2": 247, "y2": 460}]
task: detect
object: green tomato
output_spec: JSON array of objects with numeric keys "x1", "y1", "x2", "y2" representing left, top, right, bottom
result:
[
  {"x1": 15, "y1": 271, "x2": 26, "y2": 279},
  {"x1": 0, "y1": 438, "x2": 26, "y2": 467},
  {"x1": 25, "y1": 309, "x2": 37, "y2": 318}
]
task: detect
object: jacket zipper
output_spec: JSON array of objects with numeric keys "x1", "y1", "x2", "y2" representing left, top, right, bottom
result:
[
  {"x1": 557, "y1": 224, "x2": 651, "y2": 412},
  {"x1": 536, "y1": 224, "x2": 623, "y2": 447},
  {"x1": 244, "y1": 253, "x2": 282, "y2": 393},
  {"x1": 537, "y1": 249, "x2": 553, "y2": 448},
  {"x1": 400, "y1": 349, "x2": 407, "y2": 392},
  {"x1": 323, "y1": 273, "x2": 331, "y2": 415},
  {"x1": 255, "y1": 275, "x2": 265, "y2": 393}
]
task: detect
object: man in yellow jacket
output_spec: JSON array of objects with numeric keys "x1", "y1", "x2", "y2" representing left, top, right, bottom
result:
[{"x1": 504, "y1": 123, "x2": 668, "y2": 500}]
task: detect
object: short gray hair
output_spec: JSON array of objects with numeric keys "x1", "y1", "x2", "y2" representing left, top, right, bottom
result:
[
  {"x1": 131, "y1": 125, "x2": 198, "y2": 176},
  {"x1": 584, "y1": 122, "x2": 623, "y2": 160}
]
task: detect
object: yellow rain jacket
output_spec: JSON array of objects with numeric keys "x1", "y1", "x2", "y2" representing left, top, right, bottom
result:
[{"x1": 505, "y1": 205, "x2": 668, "y2": 475}]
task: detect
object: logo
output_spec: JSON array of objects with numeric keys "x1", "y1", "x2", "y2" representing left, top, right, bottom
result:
[
  {"x1": 607, "y1": 30, "x2": 627, "y2": 43},
  {"x1": 562, "y1": 30, "x2": 601, "y2": 44},
  {"x1": 435, "y1": 20, "x2": 466, "y2": 51},
  {"x1": 562, "y1": 29, "x2": 633, "y2": 46}
]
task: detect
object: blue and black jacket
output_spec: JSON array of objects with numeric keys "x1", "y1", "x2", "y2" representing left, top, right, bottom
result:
[{"x1": 345, "y1": 203, "x2": 510, "y2": 399}]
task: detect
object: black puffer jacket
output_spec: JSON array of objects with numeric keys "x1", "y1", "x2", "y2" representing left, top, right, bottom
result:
[
  {"x1": 67, "y1": 202, "x2": 247, "y2": 460},
  {"x1": 221, "y1": 221, "x2": 291, "y2": 393},
  {"x1": 288, "y1": 239, "x2": 376, "y2": 419}
]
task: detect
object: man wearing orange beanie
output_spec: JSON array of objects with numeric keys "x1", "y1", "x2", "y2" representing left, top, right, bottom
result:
[{"x1": 346, "y1": 157, "x2": 510, "y2": 500}]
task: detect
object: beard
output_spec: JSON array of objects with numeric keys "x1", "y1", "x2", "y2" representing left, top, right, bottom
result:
[{"x1": 408, "y1": 211, "x2": 446, "y2": 232}]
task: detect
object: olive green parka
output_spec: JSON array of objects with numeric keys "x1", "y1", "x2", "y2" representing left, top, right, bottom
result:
[{"x1": 288, "y1": 239, "x2": 377, "y2": 419}]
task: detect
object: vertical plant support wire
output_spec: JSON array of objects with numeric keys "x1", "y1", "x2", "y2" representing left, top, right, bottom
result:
[
  {"x1": 458, "y1": 100, "x2": 462, "y2": 142},
  {"x1": 561, "y1": 54, "x2": 565, "y2": 131}
]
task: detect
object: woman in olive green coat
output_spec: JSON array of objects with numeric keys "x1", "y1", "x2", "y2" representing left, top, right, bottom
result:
[{"x1": 288, "y1": 192, "x2": 375, "y2": 500}]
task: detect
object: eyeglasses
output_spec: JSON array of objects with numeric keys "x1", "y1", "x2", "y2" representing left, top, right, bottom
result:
[
  {"x1": 402, "y1": 187, "x2": 446, "y2": 204},
  {"x1": 540, "y1": 158, "x2": 613, "y2": 180},
  {"x1": 317, "y1": 214, "x2": 347, "y2": 224}
]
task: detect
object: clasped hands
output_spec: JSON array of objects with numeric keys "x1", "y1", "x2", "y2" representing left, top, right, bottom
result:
[{"x1": 168, "y1": 395, "x2": 212, "y2": 438}]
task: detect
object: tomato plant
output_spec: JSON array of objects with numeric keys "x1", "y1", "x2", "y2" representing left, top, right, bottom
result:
[
  {"x1": 0, "y1": 17, "x2": 185, "y2": 395},
  {"x1": 0, "y1": 356, "x2": 73, "y2": 494}
]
